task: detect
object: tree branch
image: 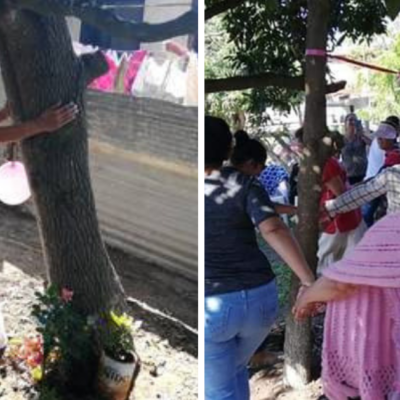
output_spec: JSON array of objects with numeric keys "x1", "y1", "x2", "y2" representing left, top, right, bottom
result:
[
  {"x1": 14, "y1": 0, "x2": 197, "y2": 44},
  {"x1": 205, "y1": 74, "x2": 346, "y2": 94},
  {"x1": 205, "y1": 0, "x2": 247, "y2": 20}
]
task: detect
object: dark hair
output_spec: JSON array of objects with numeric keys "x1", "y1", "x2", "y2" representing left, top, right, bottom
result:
[
  {"x1": 329, "y1": 130, "x2": 345, "y2": 154},
  {"x1": 205, "y1": 116, "x2": 232, "y2": 167},
  {"x1": 230, "y1": 130, "x2": 267, "y2": 166},
  {"x1": 296, "y1": 127, "x2": 343, "y2": 156},
  {"x1": 294, "y1": 127, "x2": 304, "y2": 143},
  {"x1": 384, "y1": 115, "x2": 400, "y2": 131}
]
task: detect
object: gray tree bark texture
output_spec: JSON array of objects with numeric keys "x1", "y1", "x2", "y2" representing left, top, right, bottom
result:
[
  {"x1": 283, "y1": 0, "x2": 331, "y2": 388},
  {"x1": 0, "y1": 8, "x2": 125, "y2": 315}
]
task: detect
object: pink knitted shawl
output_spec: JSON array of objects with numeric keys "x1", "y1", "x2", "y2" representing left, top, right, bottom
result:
[{"x1": 322, "y1": 213, "x2": 400, "y2": 400}]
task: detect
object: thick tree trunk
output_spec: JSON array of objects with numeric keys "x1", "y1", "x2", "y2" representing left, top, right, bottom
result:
[
  {"x1": 0, "y1": 8, "x2": 125, "y2": 315},
  {"x1": 283, "y1": 0, "x2": 330, "y2": 388}
]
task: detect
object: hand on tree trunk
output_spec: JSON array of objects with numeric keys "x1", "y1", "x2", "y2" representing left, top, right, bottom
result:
[{"x1": 34, "y1": 102, "x2": 79, "y2": 133}]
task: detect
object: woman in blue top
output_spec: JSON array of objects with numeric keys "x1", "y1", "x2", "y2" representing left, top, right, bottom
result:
[{"x1": 205, "y1": 116, "x2": 315, "y2": 400}]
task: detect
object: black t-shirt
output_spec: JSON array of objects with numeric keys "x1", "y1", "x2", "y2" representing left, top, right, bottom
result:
[
  {"x1": 289, "y1": 162, "x2": 299, "y2": 205},
  {"x1": 205, "y1": 167, "x2": 278, "y2": 296}
]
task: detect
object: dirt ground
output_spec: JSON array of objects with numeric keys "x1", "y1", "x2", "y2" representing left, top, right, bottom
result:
[
  {"x1": 0, "y1": 203, "x2": 326, "y2": 400},
  {"x1": 248, "y1": 321, "x2": 324, "y2": 400},
  {"x1": 0, "y1": 204, "x2": 197, "y2": 400}
]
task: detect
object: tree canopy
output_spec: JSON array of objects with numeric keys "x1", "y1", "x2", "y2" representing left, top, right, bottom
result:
[{"x1": 205, "y1": 0, "x2": 392, "y2": 117}]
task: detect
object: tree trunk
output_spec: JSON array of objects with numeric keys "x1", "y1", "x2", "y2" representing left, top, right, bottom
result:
[
  {"x1": 283, "y1": 0, "x2": 330, "y2": 388},
  {"x1": 0, "y1": 8, "x2": 125, "y2": 315}
]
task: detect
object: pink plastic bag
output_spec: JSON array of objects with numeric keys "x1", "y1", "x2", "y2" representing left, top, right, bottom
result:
[{"x1": 0, "y1": 161, "x2": 31, "y2": 205}]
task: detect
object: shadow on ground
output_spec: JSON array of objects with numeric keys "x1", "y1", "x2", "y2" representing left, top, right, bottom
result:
[{"x1": 0, "y1": 203, "x2": 197, "y2": 357}]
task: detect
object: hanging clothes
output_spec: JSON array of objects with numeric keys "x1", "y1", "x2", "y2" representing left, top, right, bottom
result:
[
  {"x1": 184, "y1": 52, "x2": 198, "y2": 106},
  {"x1": 124, "y1": 50, "x2": 148, "y2": 94},
  {"x1": 131, "y1": 56, "x2": 171, "y2": 99},
  {"x1": 89, "y1": 52, "x2": 118, "y2": 92},
  {"x1": 164, "y1": 61, "x2": 187, "y2": 102},
  {"x1": 114, "y1": 54, "x2": 131, "y2": 93}
]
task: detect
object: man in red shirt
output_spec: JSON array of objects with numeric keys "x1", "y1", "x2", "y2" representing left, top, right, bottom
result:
[
  {"x1": 318, "y1": 147, "x2": 366, "y2": 274},
  {"x1": 297, "y1": 130, "x2": 365, "y2": 273}
]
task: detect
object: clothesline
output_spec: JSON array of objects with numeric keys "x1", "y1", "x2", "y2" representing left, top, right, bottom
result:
[
  {"x1": 75, "y1": 43, "x2": 197, "y2": 105},
  {"x1": 101, "y1": 3, "x2": 193, "y2": 8},
  {"x1": 306, "y1": 48, "x2": 400, "y2": 77}
]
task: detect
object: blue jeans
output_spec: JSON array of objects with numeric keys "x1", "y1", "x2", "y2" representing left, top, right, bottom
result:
[
  {"x1": 362, "y1": 197, "x2": 380, "y2": 227},
  {"x1": 205, "y1": 280, "x2": 279, "y2": 400}
]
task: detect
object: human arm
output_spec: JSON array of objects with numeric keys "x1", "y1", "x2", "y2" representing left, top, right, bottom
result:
[
  {"x1": 246, "y1": 179, "x2": 314, "y2": 285},
  {"x1": 272, "y1": 203, "x2": 297, "y2": 215},
  {"x1": 324, "y1": 170, "x2": 388, "y2": 217},
  {"x1": 258, "y1": 217, "x2": 314, "y2": 286},
  {"x1": 325, "y1": 175, "x2": 346, "y2": 197},
  {"x1": 293, "y1": 276, "x2": 358, "y2": 320},
  {"x1": 0, "y1": 103, "x2": 78, "y2": 143}
]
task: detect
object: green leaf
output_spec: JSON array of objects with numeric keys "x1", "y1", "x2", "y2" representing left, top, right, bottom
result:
[{"x1": 385, "y1": 0, "x2": 400, "y2": 19}]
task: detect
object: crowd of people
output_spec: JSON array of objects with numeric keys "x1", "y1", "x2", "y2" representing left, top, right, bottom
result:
[{"x1": 204, "y1": 111, "x2": 400, "y2": 400}]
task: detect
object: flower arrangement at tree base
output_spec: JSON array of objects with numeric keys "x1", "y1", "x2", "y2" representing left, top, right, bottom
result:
[
  {"x1": 95, "y1": 311, "x2": 141, "y2": 400},
  {"x1": 26, "y1": 285, "x2": 141, "y2": 399}
]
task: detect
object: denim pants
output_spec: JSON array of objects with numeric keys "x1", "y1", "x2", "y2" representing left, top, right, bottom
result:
[
  {"x1": 205, "y1": 280, "x2": 279, "y2": 400},
  {"x1": 362, "y1": 197, "x2": 381, "y2": 227}
]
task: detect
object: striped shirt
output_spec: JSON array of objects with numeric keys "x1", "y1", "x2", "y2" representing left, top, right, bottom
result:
[{"x1": 325, "y1": 165, "x2": 400, "y2": 217}]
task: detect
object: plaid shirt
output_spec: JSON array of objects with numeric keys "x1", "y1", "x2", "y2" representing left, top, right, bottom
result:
[{"x1": 325, "y1": 165, "x2": 400, "y2": 217}]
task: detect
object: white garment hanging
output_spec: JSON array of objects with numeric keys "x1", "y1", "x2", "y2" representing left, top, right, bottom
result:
[
  {"x1": 131, "y1": 56, "x2": 172, "y2": 99},
  {"x1": 165, "y1": 61, "x2": 187, "y2": 100}
]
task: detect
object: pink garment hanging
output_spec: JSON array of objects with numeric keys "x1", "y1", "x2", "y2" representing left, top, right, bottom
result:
[
  {"x1": 322, "y1": 213, "x2": 400, "y2": 400},
  {"x1": 124, "y1": 50, "x2": 148, "y2": 94},
  {"x1": 89, "y1": 52, "x2": 118, "y2": 92}
]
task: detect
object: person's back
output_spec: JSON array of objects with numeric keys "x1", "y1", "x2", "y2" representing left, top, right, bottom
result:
[
  {"x1": 205, "y1": 166, "x2": 276, "y2": 295},
  {"x1": 322, "y1": 213, "x2": 400, "y2": 400}
]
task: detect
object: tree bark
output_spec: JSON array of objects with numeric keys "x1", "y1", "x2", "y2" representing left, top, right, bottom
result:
[
  {"x1": 283, "y1": 0, "x2": 330, "y2": 388},
  {"x1": 0, "y1": 8, "x2": 125, "y2": 315},
  {"x1": 205, "y1": 74, "x2": 346, "y2": 94}
]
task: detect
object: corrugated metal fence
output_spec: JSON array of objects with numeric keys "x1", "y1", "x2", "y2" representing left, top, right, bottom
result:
[
  {"x1": 0, "y1": 89, "x2": 198, "y2": 281},
  {"x1": 86, "y1": 90, "x2": 198, "y2": 281}
]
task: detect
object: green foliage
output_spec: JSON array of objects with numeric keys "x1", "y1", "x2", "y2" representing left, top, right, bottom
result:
[
  {"x1": 206, "y1": 0, "x2": 388, "y2": 116},
  {"x1": 37, "y1": 385, "x2": 62, "y2": 400},
  {"x1": 32, "y1": 286, "x2": 94, "y2": 376},
  {"x1": 205, "y1": 17, "x2": 250, "y2": 120},
  {"x1": 271, "y1": 263, "x2": 292, "y2": 308},
  {"x1": 384, "y1": 0, "x2": 400, "y2": 19},
  {"x1": 354, "y1": 33, "x2": 400, "y2": 122},
  {"x1": 96, "y1": 311, "x2": 134, "y2": 361}
]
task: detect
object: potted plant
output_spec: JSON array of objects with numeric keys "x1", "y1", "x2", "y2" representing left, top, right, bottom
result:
[
  {"x1": 96, "y1": 311, "x2": 141, "y2": 400},
  {"x1": 31, "y1": 285, "x2": 97, "y2": 393}
]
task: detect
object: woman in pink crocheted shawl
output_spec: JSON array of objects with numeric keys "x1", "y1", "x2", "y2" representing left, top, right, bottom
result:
[{"x1": 294, "y1": 212, "x2": 400, "y2": 400}]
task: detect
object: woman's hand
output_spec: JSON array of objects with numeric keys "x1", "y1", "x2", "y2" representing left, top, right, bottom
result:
[
  {"x1": 293, "y1": 288, "x2": 324, "y2": 321},
  {"x1": 319, "y1": 204, "x2": 333, "y2": 231},
  {"x1": 35, "y1": 103, "x2": 79, "y2": 133}
]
